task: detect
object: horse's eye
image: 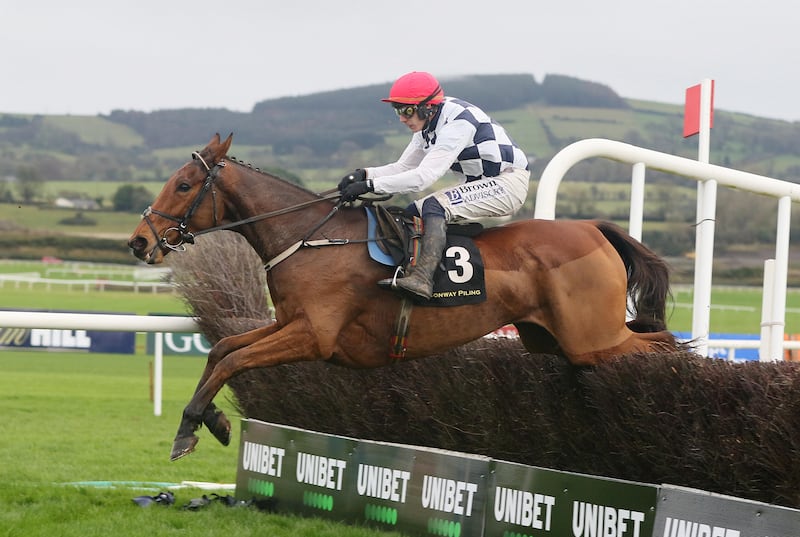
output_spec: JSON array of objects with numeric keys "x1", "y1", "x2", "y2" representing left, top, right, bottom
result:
[{"x1": 177, "y1": 183, "x2": 191, "y2": 192}]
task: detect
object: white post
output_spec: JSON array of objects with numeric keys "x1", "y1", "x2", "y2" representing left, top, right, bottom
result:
[
  {"x1": 768, "y1": 196, "x2": 791, "y2": 361},
  {"x1": 626, "y1": 162, "x2": 646, "y2": 321},
  {"x1": 154, "y1": 332, "x2": 164, "y2": 416},
  {"x1": 760, "y1": 259, "x2": 775, "y2": 361},
  {"x1": 690, "y1": 78, "x2": 716, "y2": 357},
  {"x1": 629, "y1": 163, "x2": 645, "y2": 241}
]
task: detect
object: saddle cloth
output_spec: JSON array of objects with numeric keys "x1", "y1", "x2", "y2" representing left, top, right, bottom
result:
[{"x1": 365, "y1": 206, "x2": 486, "y2": 307}]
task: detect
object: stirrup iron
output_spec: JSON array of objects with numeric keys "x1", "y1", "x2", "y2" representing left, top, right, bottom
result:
[{"x1": 378, "y1": 266, "x2": 404, "y2": 289}]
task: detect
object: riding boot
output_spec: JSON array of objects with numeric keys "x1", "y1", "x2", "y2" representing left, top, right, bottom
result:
[{"x1": 387, "y1": 215, "x2": 447, "y2": 300}]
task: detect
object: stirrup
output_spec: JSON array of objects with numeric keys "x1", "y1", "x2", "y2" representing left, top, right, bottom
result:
[{"x1": 378, "y1": 266, "x2": 404, "y2": 289}]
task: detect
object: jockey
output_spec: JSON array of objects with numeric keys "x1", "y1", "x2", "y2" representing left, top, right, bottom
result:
[{"x1": 338, "y1": 71, "x2": 532, "y2": 300}]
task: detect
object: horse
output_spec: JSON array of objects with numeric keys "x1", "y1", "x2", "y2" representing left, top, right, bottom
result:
[{"x1": 128, "y1": 133, "x2": 678, "y2": 461}]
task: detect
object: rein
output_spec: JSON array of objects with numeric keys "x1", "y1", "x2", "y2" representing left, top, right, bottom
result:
[
  {"x1": 191, "y1": 191, "x2": 343, "y2": 240},
  {"x1": 140, "y1": 153, "x2": 369, "y2": 270}
]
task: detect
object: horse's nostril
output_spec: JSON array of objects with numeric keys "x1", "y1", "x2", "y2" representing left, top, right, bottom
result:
[{"x1": 129, "y1": 236, "x2": 146, "y2": 252}]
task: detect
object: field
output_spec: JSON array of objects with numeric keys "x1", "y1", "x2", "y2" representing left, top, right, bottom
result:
[
  {"x1": 2, "y1": 204, "x2": 145, "y2": 238},
  {"x1": 0, "y1": 351, "x2": 400, "y2": 537},
  {"x1": 43, "y1": 180, "x2": 163, "y2": 202},
  {"x1": 0, "y1": 264, "x2": 399, "y2": 537},
  {"x1": 2, "y1": 261, "x2": 799, "y2": 535}
]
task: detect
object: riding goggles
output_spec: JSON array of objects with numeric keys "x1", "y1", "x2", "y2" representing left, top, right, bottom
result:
[{"x1": 392, "y1": 104, "x2": 418, "y2": 118}]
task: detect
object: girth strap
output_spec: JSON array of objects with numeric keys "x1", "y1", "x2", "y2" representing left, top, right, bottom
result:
[
  {"x1": 263, "y1": 238, "x2": 349, "y2": 271},
  {"x1": 389, "y1": 296, "x2": 414, "y2": 360}
]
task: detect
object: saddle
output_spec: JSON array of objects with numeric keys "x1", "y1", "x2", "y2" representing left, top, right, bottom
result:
[
  {"x1": 369, "y1": 205, "x2": 421, "y2": 268},
  {"x1": 366, "y1": 204, "x2": 483, "y2": 271}
]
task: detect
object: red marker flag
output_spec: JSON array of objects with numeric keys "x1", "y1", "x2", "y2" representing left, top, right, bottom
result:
[{"x1": 683, "y1": 81, "x2": 715, "y2": 138}]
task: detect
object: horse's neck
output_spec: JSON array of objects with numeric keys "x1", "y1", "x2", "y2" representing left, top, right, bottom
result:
[{"x1": 222, "y1": 167, "x2": 328, "y2": 263}]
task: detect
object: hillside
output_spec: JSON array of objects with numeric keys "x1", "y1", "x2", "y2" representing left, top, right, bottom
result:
[
  {"x1": 3, "y1": 72, "x2": 800, "y2": 278},
  {"x1": 2, "y1": 72, "x2": 800, "y2": 189}
]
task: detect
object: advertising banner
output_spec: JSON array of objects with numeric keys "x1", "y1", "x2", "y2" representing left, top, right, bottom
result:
[
  {"x1": 354, "y1": 440, "x2": 489, "y2": 536},
  {"x1": 0, "y1": 310, "x2": 135, "y2": 354},
  {"x1": 236, "y1": 421, "x2": 800, "y2": 537},
  {"x1": 653, "y1": 485, "x2": 800, "y2": 537},
  {"x1": 145, "y1": 331, "x2": 211, "y2": 356},
  {"x1": 673, "y1": 332, "x2": 759, "y2": 361},
  {"x1": 486, "y1": 459, "x2": 657, "y2": 536},
  {"x1": 236, "y1": 419, "x2": 490, "y2": 536},
  {"x1": 237, "y1": 419, "x2": 358, "y2": 523}
]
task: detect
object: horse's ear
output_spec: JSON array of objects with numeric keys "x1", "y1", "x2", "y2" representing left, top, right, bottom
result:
[
  {"x1": 203, "y1": 133, "x2": 233, "y2": 162},
  {"x1": 220, "y1": 133, "x2": 233, "y2": 157}
]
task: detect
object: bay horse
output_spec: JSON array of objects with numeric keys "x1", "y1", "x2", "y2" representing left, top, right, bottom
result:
[{"x1": 128, "y1": 133, "x2": 677, "y2": 461}]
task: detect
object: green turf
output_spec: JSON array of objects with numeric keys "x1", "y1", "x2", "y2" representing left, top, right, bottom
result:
[
  {"x1": 670, "y1": 285, "x2": 800, "y2": 334},
  {"x1": 0, "y1": 351, "x2": 400, "y2": 537},
  {"x1": 0, "y1": 285, "x2": 188, "y2": 315},
  {"x1": 1, "y1": 262, "x2": 400, "y2": 536}
]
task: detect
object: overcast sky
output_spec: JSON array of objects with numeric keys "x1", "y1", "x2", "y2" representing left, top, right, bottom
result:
[{"x1": 5, "y1": 0, "x2": 799, "y2": 122}]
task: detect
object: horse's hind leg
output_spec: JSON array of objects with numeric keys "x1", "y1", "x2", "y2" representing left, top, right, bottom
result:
[
  {"x1": 635, "y1": 329, "x2": 678, "y2": 353},
  {"x1": 611, "y1": 330, "x2": 678, "y2": 357},
  {"x1": 515, "y1": 323, "x2": 562, "y2": 356},
  {"x1": 567, "y1": 329, "x2": 678, "y2": 365}
]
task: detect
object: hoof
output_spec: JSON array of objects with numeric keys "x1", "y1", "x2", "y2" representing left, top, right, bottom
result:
[
  {"x1": 170, "y1": 435, "x2": 199, "y2": 461},
  {"x1": 204, "y1": 409, "x2": 231, "y2": 447}
]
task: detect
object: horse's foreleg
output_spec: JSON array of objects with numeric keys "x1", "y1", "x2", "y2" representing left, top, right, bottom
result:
[
  {"x1": 171, "y1": 319, "x2": 319, "y2": 461},
  {"x1": 181, "y1": 323, "x2": 281, "y2": 453}
]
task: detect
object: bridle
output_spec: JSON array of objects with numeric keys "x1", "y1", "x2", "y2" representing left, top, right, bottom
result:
[
  {"x1": 141, "y1": 151, "x2": 223, "y2": 256},
  {"x1": 139, "y1": 151, "x2": 348, "y2": 265}
]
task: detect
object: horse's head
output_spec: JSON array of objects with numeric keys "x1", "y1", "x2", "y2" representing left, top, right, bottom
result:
[{"x1": 128, "y1": 133, "x2": 233, "y2": 264}]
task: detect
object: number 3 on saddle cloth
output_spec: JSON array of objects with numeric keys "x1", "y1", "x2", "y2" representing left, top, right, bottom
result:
[{"x1": 365, "y1": 206, "x2": 486, "y2": 307}]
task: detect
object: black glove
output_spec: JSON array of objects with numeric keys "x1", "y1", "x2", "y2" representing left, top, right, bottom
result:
[
  {"x1": 341, "y1": 179, "x2": 374, "y2": 202},
  {"x1": 338, "y1": 169, "x2": 367, "y2": 192}
]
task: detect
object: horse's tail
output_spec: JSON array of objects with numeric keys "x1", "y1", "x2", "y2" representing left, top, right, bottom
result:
[{"x1": 594, "y1": 220, "x2": 670, "y2": 332}]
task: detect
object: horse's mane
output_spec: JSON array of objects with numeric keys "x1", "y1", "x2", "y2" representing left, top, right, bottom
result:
[{"x1": 223, "y1": 155, "x2": 323, "y2": 199}]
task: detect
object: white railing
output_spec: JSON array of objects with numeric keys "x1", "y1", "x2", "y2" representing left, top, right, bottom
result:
[
  {"x1": 711, "y1": 338, "x2": 800, "y2": 361},
  {"x1": 534, "y1": 138, "x2": 799, "y2": 361},
  {"x1": 0, "y1": 311, "x2": 199, "y2": 417},
  {"x1": 0, "y1": 274, "x2": 173, "y2": 293}
]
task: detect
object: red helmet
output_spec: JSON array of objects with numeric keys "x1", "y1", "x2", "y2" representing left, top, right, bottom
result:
[{"x1": 381, "y1": 71, "x2": 444, "y2": 105}]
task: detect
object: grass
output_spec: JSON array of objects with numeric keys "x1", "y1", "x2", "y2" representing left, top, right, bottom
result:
[
  {"x1": 43, "y1": 180, "x2": 163, "y2": 202},
  {"x1": 1, "y1": 267, "x2": 399, "y2": 535},
  {"x1": 1, "y1": 203, "x2": 145, "y2": 236},
  {"x1": 0, "y1": 286, "x2": 187, "y2": 316},
  {"x1": 42, "y1": 115, "x2": 145, "y2": 148},
  {"x1": 0, "y1": 351, "x2": 398, "y2": 537},
  {"x1": 671, "y1": 285, "x2": 800, "y2": 335}
]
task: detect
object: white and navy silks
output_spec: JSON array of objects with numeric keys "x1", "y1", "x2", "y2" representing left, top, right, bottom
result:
[{"x1": 365, "y1": 97, "x2": 531, "y2": 222}]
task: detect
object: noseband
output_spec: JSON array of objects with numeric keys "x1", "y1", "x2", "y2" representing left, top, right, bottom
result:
[{"x1": 140, "y1": 151, "x2": 222, "y2": 257}]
